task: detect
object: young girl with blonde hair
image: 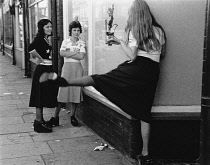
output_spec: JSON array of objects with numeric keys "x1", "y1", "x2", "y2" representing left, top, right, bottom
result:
[{"x1": 40, "y1": 0, "x2": 166, "y2": 164}]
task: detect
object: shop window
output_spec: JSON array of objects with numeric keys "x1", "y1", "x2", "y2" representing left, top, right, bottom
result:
[
  {"x1": 4, "y1": 11, "x2": 12, "y2": 45},
  {"x1": 66, "y1": 0, "x2": 131, "y2": 75},
  {"x1": 93, "y1": 1, "x2": 132, "y2": 74},
  {"x1": 29, "y1": 0, "x2": 49, "y2": 41},
  {"x1": 65, "y1": 0, "x2": 89, "y2": 74},
  {"x1": 18, "y1": 5, "x2": 23, "y2": 48}
]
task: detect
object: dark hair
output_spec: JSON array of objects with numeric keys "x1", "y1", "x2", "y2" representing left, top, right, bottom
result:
[
  {"x1": 36, "y1": 19, "x2": 52, "y2": 37},
  {"x1": 69, "y1": 21, "x2": 82, "y2": 36}
]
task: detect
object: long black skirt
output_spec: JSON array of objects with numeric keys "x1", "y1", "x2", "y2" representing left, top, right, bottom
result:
[
  {"x1": 91, "y1": 56, "x2": 160, "y2": 123},
  {"x1": 29, "y1": 64, "x2": 58, "y2": 108}
]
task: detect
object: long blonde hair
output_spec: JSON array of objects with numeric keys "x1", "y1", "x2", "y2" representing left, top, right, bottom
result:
[{"x1": 125, "y1": 0, "x2": 164, "y2": 52}]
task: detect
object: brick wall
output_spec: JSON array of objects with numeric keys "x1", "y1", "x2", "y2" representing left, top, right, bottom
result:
[
  {"x1": 77, "y1": 94, "x2": 143, "y2": 159},
  {"x1": 77, "y1": 94, "x2": 200, "y2": 161}
]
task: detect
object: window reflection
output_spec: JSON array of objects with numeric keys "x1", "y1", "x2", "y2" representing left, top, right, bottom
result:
[
  {"x1": 94, "y1": 0, "x2": 132, "y2": 74},
  {"x1": 72, "y1": 0, "x2": 89, "y2": 75},
  {"x1": 29, "y1": 0, "x2": 49, "y2": 40}
]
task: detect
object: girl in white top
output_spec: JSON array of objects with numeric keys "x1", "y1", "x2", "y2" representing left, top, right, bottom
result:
[{"x1": 46, "y1": 20, "x2": 86, "y2": 127}]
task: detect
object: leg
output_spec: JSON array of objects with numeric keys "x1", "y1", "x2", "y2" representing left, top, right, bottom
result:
[
  {"x1": 141, "y1": 120, "x2": 150, "y2": 156},
  {"x1": 45, "y1": 103, "x2": 62, "y2": 127},
  {"x1": 68, "y1": 76, "x2": 95, "y2": 86},
  {"x1": 54, "y1": 102, "x2": 62, "y2": 118},
  {"x1": 69, "y1": 102, "x2": 77, "y2": 117},
  {"x1": 137, "y1": 121, "x2": 162, "y2": 165},
  {"x1": 34, "y1": 107, "x2": 52, "y2": 133},
  {"x1": 39, "y1": 73, "x2": 95, "y2": 87},
  {"x1": 66, "y1": 102, "x2": 79, "y2": 126},
  {"x1": 35, "y1": 107, "x2": 44, "y2": 123}
]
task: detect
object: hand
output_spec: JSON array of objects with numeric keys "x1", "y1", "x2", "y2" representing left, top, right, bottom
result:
[
  {"x1": 39, "y1": 72, "x2": 57, "y2": 83},
  {"x1": 106, "y1": 36, "x2": 120, "y2": 45},
  {"x1": 36, "y1": 58, "x2": 44, "y2": 64}
]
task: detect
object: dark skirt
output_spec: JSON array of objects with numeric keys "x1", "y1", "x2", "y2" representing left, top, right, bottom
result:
[
  {"x1": 91, "y1": 56, "x2": 160, "y2": 123},
  {"x1": 29, "y1": 64, "x2": 58, "y2": 108}
]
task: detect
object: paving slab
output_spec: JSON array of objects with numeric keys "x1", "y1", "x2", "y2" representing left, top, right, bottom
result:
[
  {"x1": 0, "y1": 156, "x2": 45, "y2": 165},
  {"x1": 0, "y1": 95, "x2": 13, "y2": 100},
  {"x1": 0, "y1": 109, "x2": 28, "y2": 118},
  {"x1": 31, "y1": 126, "x2": 94, "y2": 142},
  {"x1": 0, "y1": 116, "x2": 24, "y2": 125},
  {"x1": 0, "y1": 91, "x2": 17, "y2": 97},
  {"x1": 0, "y1": 133, "x2": 33, "y2": 146},
  {"x1": 0, "y1": 141, "x2": 52, "y2": 159},
  {"x1": 0, "y1": 99, "x2": 24, "y2": 106},
  {"x1": 0, "y1": 123, "x2": 33, "y2": 134},
  {"x1": 0, "y1": 105, "x2": 18, "y2": 111},
  {"x1": 42, "y1": 150, "x2": 125, "y2": 165},
  {"x1": 47, "y1": 135, "x2": 104, "y2": 153}
]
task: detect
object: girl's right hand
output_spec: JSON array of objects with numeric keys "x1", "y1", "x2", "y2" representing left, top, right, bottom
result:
[
  {"x1": 37, "y1": 58, "x2": 44, "y2": 64},
  {"x1": 107, "y1": 36, "x2": 120, "y2": 45}
]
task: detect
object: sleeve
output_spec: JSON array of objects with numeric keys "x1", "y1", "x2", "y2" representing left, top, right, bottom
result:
[
  {"x1": 60, "y1": 40, "x2": 67, "y2": 51},
  {"x1": 78, "y1": 41, "x2": 86, "y2": 53},
  {"x1": 28, "y1": 37, "x2": 40, "y2": 53},
  {"x1": 128, "y1": 32, "x2": 138, "y2": 47},
  {"x1": 159, "y1": 30, "x2": 166, "y2": 45}
]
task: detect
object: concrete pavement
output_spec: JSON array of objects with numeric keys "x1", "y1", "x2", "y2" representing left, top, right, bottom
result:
[{"x1": 0, "y1": 54, "x2": 135, "y2": 165}]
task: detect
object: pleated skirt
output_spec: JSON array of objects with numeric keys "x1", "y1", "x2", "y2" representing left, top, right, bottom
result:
[
  {"x1": 91, "y1": 56, "x2": 160, "y2": 123},
  {"x1": 29, "y1": 64, "x2": 58, "y2": 108},
  {"x1": 57, "y1": 62, "x2": 83, "y2": 103}
]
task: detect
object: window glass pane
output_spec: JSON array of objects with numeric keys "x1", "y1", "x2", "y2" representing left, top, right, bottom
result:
[
  {"x1": 72, "y1": 0, "x2": 88, "y2": 41},
  {"x1": 71, "y1": 0, "x2": 89, "y2": 75},
  {"x1": 30, "y1": 5, "x2": 37, "y2": 40},
  {"x1": 4, "y1": 11, "x2": 12, "y2": 45},
  {"x1": 29, "y1": 0, "x2": 49, "y2": 40},
  {"x1": 19, "y1": 7, "x2": 23, "y2": 48},
  {"x1": 29, "y1": 0, "x2": 36, "y2": 4},
  {"x1": 38, "y1": 0, "x2": 49, "y2": 19},
  {"x1": 93, "y1": 0, "x2": 132, "y2": 74}
]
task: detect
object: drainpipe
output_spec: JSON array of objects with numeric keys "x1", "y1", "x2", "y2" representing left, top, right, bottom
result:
[
  {"x1": 199, "y1": 0, "x2": 210, "y2": 164},
  {"x1": 51, "y1": 0, "x2": 58, "y2": 73},
  {"x1": 9, "y1": 2, "x2": 16, "y2": 65},
  {"x1": 11, "y1": 13, "x2": 15, "y2": 65},
  {"x1": 22, "y1": 0, "x2": 30, "y2": 77},
  {"x1": 1, "y1": 2, "x2": 4, "y2": 55}
]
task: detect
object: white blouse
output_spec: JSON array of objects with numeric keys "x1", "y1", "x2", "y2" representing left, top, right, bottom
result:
[
  {"x1": 60, "y1": 38, "x2": 86, "y2": 63},
  {"x1": 128, "y1": 27, "x2": 165, "y2": 63}
]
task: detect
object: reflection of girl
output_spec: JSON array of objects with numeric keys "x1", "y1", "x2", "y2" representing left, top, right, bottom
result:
[
  {"x1": 47, "y1": 21, "x2": 86, "y2": 127},
  {"x1": 40, "y1": 0, "x2": 166, "y2": 164},
  {"x1": 29, "y1": 19, "x2": 58, "y2": 133}
]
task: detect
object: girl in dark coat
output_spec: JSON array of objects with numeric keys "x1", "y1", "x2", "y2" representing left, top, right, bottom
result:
[{"x1": 29, "y1": 19, "x2": 58, "y2": 133}]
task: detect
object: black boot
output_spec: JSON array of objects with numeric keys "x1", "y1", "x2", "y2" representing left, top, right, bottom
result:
[
  {"x1": 136, "y1": 155, "x2": 163, "y2": 165},
  {"x1": 33, "y1": 120, "x2": 52, "y2": 133},
  {"x1": 45, "y1": 117, "x2": 59, "y2": 128},
  {"x1": 71, "y1": 116, "x2": 78, "y2": 126}
]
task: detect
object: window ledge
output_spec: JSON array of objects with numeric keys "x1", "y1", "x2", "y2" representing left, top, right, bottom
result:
[
  {"x1": 83, "y1": 86, "x2": 201, "y2": 120},
  {"x1": 83, "y1": 86, "x2": 135, "y2": 120}
]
